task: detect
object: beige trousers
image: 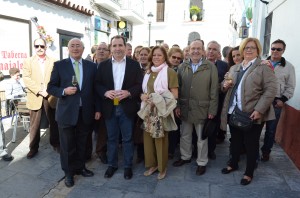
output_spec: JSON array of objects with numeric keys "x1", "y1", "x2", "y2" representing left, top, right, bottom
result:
[{"x1": 180, "y1": 121, "x2": 208, "y2": 166}]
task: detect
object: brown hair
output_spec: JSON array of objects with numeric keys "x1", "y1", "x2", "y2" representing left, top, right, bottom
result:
[
  {"x1": 167, "y1": 47, "x2": 183, "y2": 59},
  {"x1": 147, "y1": 46, "x2": 172, "y2": 70},
  {"x1": 9, "y1": 67, "x2": 20, "y2": 76}
]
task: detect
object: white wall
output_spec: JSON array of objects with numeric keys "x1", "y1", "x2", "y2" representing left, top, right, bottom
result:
[
  {"x1": 0, "y1": 0, "x2": 92, "y2": 59},
  {"x1": 269, "y1": 0, "x2": 300, "y2": 109}
]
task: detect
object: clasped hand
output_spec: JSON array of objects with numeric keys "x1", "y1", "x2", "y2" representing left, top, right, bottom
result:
[{"x1": 105, "y1": 90, "x2": 130, "y2": 101}]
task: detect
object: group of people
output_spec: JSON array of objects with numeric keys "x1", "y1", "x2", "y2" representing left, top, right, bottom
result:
[{"x1": 0, "y1": 35, "x2": 295, "y2": 188}]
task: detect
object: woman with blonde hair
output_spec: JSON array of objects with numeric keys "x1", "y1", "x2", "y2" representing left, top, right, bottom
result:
[{"x1": 220, "y1": 38, "x2": 277, "y2": 185}]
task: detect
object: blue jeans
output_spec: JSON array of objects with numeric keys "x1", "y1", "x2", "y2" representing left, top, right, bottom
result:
[
  {"x1": 105, "y1": 106, "x2": 134, "y2": 168},
  {"x1": 261, "y1": 105, "x2": 282, "y2": 153}
]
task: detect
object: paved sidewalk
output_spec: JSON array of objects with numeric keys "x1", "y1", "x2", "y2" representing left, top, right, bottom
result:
[{"x1": 0, "y1": 117, "x2": 300, "y2": 198}]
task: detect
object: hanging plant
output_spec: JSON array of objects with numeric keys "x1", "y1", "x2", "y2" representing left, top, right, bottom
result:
[{"x1": 246, "y1": 6, "x2": 253, "y2": 23}]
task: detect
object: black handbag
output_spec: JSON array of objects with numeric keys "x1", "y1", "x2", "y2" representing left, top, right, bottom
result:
[
  {"x1": 229, "y1": 106, "x2": 253, "y2": 131},
  {"x1": 201, "y1": 119, "x2": 218, "y2": 140}
]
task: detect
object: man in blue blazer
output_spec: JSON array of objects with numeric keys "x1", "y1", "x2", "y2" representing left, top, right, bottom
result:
[
  {"x1": 96, "y1": 35, "x2": 143, "y2": 180},
  {"x1": 47, "y1": 38, "x2": 100, "y2": 187}
]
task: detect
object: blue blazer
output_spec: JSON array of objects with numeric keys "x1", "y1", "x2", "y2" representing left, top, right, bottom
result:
[
  {"x1": 47, "y1": 58, "x2": 98, "y2": 127},
  {"x1": 95, "y1": 57, "x2": 143, "y2": 119}
]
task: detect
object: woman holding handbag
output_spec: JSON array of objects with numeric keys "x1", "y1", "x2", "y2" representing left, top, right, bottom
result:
[
  {"x1": 139, "y1": 46, "x2": 178, "y2": 180},
  {"x1": 220, "y1": 38, "x2": 277, "y2": 185}
]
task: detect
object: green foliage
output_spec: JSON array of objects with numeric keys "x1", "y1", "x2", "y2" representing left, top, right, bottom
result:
[{"x1": 190, "y1": 5, "x2": 201, "y2": 15}]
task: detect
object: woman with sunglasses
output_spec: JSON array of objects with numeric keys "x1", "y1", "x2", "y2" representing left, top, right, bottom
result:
[{"x1": 167, "y1": 47, "x2": 183, "y2": 159}]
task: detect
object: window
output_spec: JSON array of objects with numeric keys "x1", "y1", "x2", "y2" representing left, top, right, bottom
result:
[
  {"x1": 156, "y1": 0, "x2": 165, "y2": 22},
  {"x1": 263, "y1": 12, "x2": 273, "y2": 56}
]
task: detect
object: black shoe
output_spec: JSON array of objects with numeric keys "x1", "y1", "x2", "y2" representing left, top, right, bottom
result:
[
  {"x1": 98, "y1": 154, "x2": 108, "y2": 164},
  {"x1": 196, "y1": 165, "x2": 206, "y2": 175},
  {"x1": 261, "y1": 152, "x2": 270, "y2": 162},
  {"x1": 124, "y1": 168, "x2": 133, "y2": 180},
  {"x1": 85, "y1": 155, "x2": 92, "y2": 162},
  {"x1": 75, "y1": 168, "x2": 94, "y2": 177},
  {"x1": 104, "y1": 166, "x2": 118, "y2": 178},
  {"x1": 240, "y1": 177, "x2": 252, "y2": 185},
  {"x1": 64, "y1": 175, "x2": 74, "y2": 187},
  {"x1": 221, "y1": 167, "x2": 237, "y2": 174},
  {"x1": 2, "y1": 154, "x2": 13, "y2": 161},
  {"x1": 27, "y1": 150, "x2": 38, "y2": 159},
  {"x1": 208, "y1": 152, "x2": 216, "y2": 160},
  {"x1": 173, "y1": 159, "x2": 191, "y2": 167}
]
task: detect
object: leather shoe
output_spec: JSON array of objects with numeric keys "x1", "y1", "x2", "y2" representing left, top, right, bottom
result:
[
  {"x1": 104, "y1": 166, "x2": 118, "y2": 178},
  {"x1": 2, "y1": 154, "x2": 13, "y2": 161},
  {"x1": 261, "y1": 152, "x2": 270, "y2": 162},
  {"x1": 173, "y1": 159, "x2": 191, "y2": 167},
  {"x1": 221, "y1": 167, "x2": 237, "y2": 174},
  {"x1": 27, "y1": 150, "x2": 38, "y2": 159},
  {"x1": 196, "y1": 165, "x2": 206, "y2": 175},
  {"x1": 75, "y1": 168, "x2": 94, "y2": 177},
  {"x1": 64, "y1": 175, "x2": 74, "y2": 187},
  {"x1": 240, "y1": 177, "x2": 252, "y2": 185},
  {"x1": 99, "y1": 154, "x2": 108, "y2": 164},
  {"x1": 124, "y1": 168, "x2": 133, "y2": 180}
]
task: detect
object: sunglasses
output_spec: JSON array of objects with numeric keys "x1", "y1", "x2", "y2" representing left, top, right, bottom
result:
[
  {"x1": 271, "y1": 47, "x2": 283, "y2": 52},
  {"x1": 34, "y1": 45, "x2": 45, "y2": 49},
  {"x1": 171, "y1": 56, "x2": 181, "y2": 60}
]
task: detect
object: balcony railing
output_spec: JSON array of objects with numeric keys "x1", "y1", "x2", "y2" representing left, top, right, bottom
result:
[{"x1": 120, "y1": 0, "x2": 144, "y2": 19}]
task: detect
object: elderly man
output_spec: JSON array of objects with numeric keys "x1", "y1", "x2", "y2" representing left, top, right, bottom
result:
[
  {"x1": 173, "y1": 40, "x2": 219, "y2": 175},
  {"x1": 23, "y1": 38, "x2": 59, "y2": 158},
  {"x1": 261, "y1": 39, "x2": 296, "y2": 161},
  {"x1": 205, "y1": 41, "x2": 228, "y2": 160},
  {"x1": 47, "y1": 38, "x2": 100, "y2": 187},
  {"x1": 86, "y1": 42, "x2": 111, "y2": 163}
]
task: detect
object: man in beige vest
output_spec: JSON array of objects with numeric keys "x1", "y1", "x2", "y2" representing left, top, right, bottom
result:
[{"x1": 23, "y1": 38, "x2": 59, "y2": 159}]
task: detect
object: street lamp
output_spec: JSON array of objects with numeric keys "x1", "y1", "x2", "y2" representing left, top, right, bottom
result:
[{"x1": 147, "y1": 12, "x2": 154, "y2": 47}]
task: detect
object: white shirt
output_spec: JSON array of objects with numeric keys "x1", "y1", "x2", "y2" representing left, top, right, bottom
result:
[
  {"x1": 38, "y1": 57, "x2": 46, "y2": 81},
  {"x1": 112, "y1": 56, "x2": 126, "y2": 90},
  {"x1": 228, "y1": 58, "x2": 256, "y2": 113}
]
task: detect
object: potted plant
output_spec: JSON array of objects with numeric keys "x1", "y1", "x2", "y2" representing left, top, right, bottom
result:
[{"x1": 190, "y1": 5, "x2": 201, "y2": 21}]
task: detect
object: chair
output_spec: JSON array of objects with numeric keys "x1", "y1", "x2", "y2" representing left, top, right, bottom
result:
[{"x1": 10, "y1": 98, "x2": 30, "y2": 143}]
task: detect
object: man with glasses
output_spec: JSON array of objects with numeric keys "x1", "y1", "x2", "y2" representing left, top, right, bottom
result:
[
  {"x1": 173, "y1": 40, "x2": 219, "y2": 176},
  {"x1": 23, "y1": 38, "x2": 60, "y2": 159},
  {"x1": 261, "y1": 39, "x2": 296, "y2": 161}
]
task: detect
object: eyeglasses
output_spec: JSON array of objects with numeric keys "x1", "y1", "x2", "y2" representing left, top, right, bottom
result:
[
  {"x1": 34, "y1": 45, "x2": 45, "y2": 49},
  {"x1": 271, "y1": 47, "x2": 283, "y2": 52},
  {"x1": 97, "y1": 48, "x2": 109, "y2": 51},
  {"x1": 244, "y1": 46, "x2": 257, "y2": 51},
  {"x1": 171, "y1": 56, "x2": 182, "y2": 60}
]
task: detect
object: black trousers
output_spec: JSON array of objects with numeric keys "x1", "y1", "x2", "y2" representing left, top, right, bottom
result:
[
  {"x1": 229, "y1": 119, "x2": 264, "y2": 178},
  {"x1": 58, "y1": 110, "x2": 93, "y2": 176}
]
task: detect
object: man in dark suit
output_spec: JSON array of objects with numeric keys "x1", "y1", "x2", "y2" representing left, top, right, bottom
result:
[
  {"x1": 206, "y1": 41, "x2": 228, "y2": 160},
  {"x1": 47, "y1": 38, "x2": 100, "y2": 187},
  {"x1": 96, "y1": 35, "x2": 143, "y2": 180}
]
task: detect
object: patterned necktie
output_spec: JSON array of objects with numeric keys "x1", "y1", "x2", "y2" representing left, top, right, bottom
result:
[{"x1": 74, "y1": 61, "x2": 80, "y2": 83}]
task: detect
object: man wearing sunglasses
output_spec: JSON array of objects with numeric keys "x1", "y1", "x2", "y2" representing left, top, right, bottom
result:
[
  {"x1": 23, "y1": 38, "x2": 60, "y2": 159},
  {"x1": 261, "y1": 39, "x2": 296, "y2": 162}
]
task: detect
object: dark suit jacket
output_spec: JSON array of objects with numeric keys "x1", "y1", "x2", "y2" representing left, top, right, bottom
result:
[
  {"x1": 215, "y1": 60, "x2": 228, "y2": 84},
  {"x1": 47, "y1": 58, "x2": 98, "y2": 127},
  {"x1": 95, "y1": 57, "x2": 143, "y2": 119}
]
